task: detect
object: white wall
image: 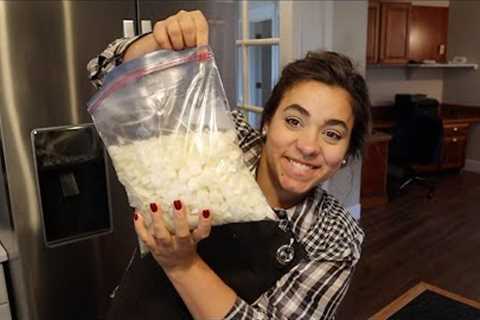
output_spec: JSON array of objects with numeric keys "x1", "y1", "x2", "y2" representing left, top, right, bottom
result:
[
  {"x1": 367, "y1": 68, "x2": 445, "y2": 105},
  {"x1": 329, "y1": 1, "x2": 368, "y2": 213},
  {"x1": 332, "y1": 1, "x2": 368, "y2": 73},
  {"x1": 280, "y1": 1, "x2": 334, "y2": 68}
]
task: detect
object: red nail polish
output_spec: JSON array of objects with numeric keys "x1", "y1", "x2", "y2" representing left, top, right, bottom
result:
[
  {"x1": 133, "y1": 213, "x2": 138, "y2": 221},
  {"x1": 150, "y1": 203, "x2": 158, "y2": 212},
  {"x1": 173, "y1": 200, "x2": 182, "y2": 210},
  {"x1": 202, "y1": 209, "x2": 210, "y2": 219},
  {"x1": 197, "y1": 52, "x2": 209, "y2": 61}
]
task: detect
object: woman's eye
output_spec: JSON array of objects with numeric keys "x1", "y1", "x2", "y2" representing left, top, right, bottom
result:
[
  {"x1": 324, "y1": 130, "x2": 342, "y2": 141},
  {"x1": 285, "y1": 117, "x2": 302, "y2": 128}
]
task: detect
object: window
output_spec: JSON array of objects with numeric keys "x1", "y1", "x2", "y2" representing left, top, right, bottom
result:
[{"x1": 236, "y1": 1, "x2": 280, "y2": 129}]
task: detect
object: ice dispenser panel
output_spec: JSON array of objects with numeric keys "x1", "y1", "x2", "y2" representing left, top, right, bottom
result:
[{"x1": 31, "y1": 124, "x2": 112, "y2": 247}]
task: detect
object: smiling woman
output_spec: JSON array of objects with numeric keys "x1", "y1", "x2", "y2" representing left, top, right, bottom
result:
[
  {"x1": 257, "y1": 81, "x2": 355, "y2": 208},
  {"x1": 261, "y1": 51, "x2": 371, "y2": 161},
  {"x1": 87, "y1": 10, "x2": 371, "y2": 320}
]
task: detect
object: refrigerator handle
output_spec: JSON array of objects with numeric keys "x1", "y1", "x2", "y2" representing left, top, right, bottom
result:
[
  {"x1": 141, "y1": 20, "x2": 153, "y2": 34},
  {"x1": 123, "y1": 20, "x2": 135, "y2": 38}
]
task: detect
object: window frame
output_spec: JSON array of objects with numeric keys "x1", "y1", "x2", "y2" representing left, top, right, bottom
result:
[{"x1": 236, "y1": 1, "x2": 281, "y2": 119}]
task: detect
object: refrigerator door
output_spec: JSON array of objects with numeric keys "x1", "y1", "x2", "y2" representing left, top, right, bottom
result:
[
  {"x1": 0, "y1": 1, "x2": 137, "y2": 319},
  {"x1": 137, "y1": 0, "x2": 237, "y2": 108}
]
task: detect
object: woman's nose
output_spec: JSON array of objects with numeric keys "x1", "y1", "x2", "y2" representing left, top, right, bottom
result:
[{"x1": 296, "y1": 131, "x2": 320, "y2": 158}]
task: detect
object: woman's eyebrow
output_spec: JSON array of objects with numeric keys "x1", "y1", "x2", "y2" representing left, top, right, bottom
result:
[
  {"x1": 324, "y1": 119, "x2": 349, "y2": 131},
  {"x1": 284, "y1": 104, "x2": 310, "y2": 117},
  {"x1": 284, "y1": 104, "x2": 349, "y2": 131}
]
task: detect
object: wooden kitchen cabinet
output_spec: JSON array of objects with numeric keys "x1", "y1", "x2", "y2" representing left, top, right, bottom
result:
[
  {"x1": 367, "y1": 1, "x2": 449, "y2": 64},
  {"x1": 409, "y1": 6, "x2": 449, "y2": 62},
  {"x1": 367, "y1": 1, "x2": 381, "y2": 64},
  {"x1": 379, "y1": 2, "x2": 411, "y2": 64},
  {"x1": 441, "y1": 123, "x2": 469, "y2": 170},
  {"x1": 367, "y1": 1, "x2": 412, "y2": 64}
]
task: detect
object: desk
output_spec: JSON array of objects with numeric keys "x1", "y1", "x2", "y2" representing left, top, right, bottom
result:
[
  {"x1": 371, "y1": 104, "x2": 480, "y2": 128},
  {"x1": 361, "y1": 131, "x2": 392, "y2": 209},
  {"x1": 370, "y1": 104, "x2": 480, "y2": 171},
  {"x1": 360, "y1": 104, "x2": 480, "y2": 208}
]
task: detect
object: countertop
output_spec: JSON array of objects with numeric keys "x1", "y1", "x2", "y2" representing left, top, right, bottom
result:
[
  {"x1": 439, "y1": 104, "x2": 480, "y2": 124},
  {"x1": 371, "y1": 104, "x2": 480, "y2": 130},
  {"x1": 367, "y1": 131, "x2": 392, "y2": 143}
]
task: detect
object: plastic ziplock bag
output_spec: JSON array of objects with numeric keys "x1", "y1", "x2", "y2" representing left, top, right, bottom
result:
[{"x1": 87, "y1": 46, "x2": 275, "y2": 249}]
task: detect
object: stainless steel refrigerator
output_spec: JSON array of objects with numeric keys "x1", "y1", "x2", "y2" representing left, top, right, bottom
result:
[{"x1": 0, "y1": 1, "x2": 236, "y2": 319}]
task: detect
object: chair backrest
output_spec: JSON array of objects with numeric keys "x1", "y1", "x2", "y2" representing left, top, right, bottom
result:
[
  {"x1": 394, "y1": 94, "x2": 427, "y2": 122},
  {"x1": 389, "y1": 98, "x2": 444, "y2": 166},
  {"x1": 409, "y1": 114, "x2": 444, "y2": 164}
]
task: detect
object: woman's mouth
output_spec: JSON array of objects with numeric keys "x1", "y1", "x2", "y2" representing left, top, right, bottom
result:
[{"x1": 282, "y1": 157, "x2": 319, "y2": 179}]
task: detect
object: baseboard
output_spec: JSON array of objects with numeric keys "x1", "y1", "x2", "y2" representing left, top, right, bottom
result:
[
  {"x1": 347, "y1": 203, "x2": 361, "y2": 220},
  {"x1": 464, "y1": 159, "x2": 480, "y2": 174}
]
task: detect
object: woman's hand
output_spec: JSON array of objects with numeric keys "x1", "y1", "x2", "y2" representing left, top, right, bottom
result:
[
  {"x1": 133, "y1": 200, "x2": 213, "y2": 275},
  {"x1": 123, "y1": 10, "x2": 209, "y2": 62},
  {"x1": 135, "y1": 201, "x2": 236, "y2": 319}
]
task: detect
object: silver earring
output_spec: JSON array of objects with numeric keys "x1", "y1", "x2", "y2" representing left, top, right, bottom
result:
[
  {"x1": 341, "y1": 159, "x2": 347, "y2": 166},
  {"x1": 261, "y1": 129, "x2": 267, "y2": 138}
]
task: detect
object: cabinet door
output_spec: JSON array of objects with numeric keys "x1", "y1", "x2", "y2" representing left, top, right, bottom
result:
[
  {"x1": 379, "y1": 2, "x2": 411, "y2": 64},
  {"x1": 442, "y1": 136, "x2": 467, "y2": 169},
  {"x1": 367, "y1": 1, "x2": 381, "y2": 64},
  {"x1": 361, "y1": 140, "x2": 389, "y2": 208},
  {"x1": 409, "y1": 6, "x2": 449, "y2": 62}
]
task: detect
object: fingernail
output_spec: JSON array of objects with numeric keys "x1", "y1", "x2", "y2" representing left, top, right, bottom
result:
[
  {"x1": 150, "y1": 203, "x2": 158, "y2": 212},
  {"x1": 173, "y1": 200, "x2": 182, "y2": 210},
  {"x1": 133, "y1": 212, "x2": 138, "y2": 221},
  {"x1": 202, "y1": 209, "x2": 210, "y2": 219},
  {"x1": 197, "y1": 51, "x2": 209, "y2": 61}
]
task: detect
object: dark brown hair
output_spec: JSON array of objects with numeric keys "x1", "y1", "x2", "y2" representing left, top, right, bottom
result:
[{"x1": 260, "y1": 51, "x2": 371, "y2": 159}]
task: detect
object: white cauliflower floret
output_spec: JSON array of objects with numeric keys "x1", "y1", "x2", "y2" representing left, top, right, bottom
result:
[{"x1": 108, "y1": 130, "x2": 275, "y2": 231}]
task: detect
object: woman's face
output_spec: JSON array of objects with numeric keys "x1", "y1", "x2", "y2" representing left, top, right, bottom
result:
[{"x1": 261, "y1": 80, "x2": 354, "y2": 199}]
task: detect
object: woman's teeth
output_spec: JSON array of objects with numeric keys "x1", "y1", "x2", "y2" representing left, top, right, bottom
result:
[{"x1": 289, "y1": 159, "x2": 314, "y2": 170}]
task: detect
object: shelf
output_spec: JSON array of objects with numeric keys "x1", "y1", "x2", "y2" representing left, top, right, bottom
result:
[
  {"x1": 367, "y1": 63, "x2": 478, "y2": 70},
  {"x1": 407, "y1": 63, "x2": 478, "y2": 70}
]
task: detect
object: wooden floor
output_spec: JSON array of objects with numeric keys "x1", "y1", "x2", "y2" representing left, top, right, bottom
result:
[{"x1": 336, "y1": 170, "x2": 480, "y2": 320}]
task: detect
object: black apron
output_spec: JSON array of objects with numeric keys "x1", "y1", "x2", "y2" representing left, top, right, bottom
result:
[{"x1": 106, "y1": 220, "x2": 306, "y2": 320}]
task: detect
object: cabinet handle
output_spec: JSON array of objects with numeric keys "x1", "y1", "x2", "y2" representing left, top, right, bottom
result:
[
  {"x1": 453, "y1": 127, "x2": 459, "y2": 132},
  {"x1": 439, "y1": 44, "x2": 445, "y2": 55},
  {"x1": 452, "y1": 138, "x2": 458, "y2": 143}
]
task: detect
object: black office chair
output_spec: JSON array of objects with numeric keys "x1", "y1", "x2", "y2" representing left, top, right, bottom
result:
[{"x1": 388, "y1": 99, "x2": 444, "y2": 199}]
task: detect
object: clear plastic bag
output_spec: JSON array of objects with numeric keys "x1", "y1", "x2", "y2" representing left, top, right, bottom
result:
[{"x1": 87, "y1": 46, "x2": 275, "y2": 242}]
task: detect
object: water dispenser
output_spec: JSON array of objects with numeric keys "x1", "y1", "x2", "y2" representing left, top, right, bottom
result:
[{"x1": 31, "y1": 124, "x2": 112, "y2": 247}]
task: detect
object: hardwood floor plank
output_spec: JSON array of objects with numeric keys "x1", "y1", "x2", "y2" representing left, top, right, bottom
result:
[{"x1": 336, "y1": 171, "x2": 480, "y2": 319}]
